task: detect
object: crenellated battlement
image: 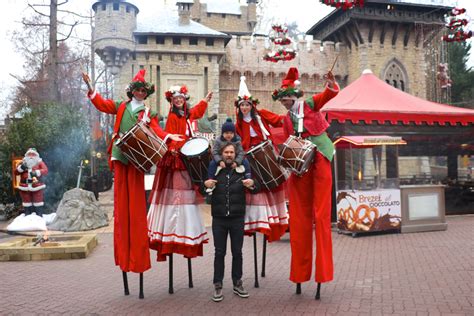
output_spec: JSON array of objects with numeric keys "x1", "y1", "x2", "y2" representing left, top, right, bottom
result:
[
  {"x1": 216, "y1": 35, "x2": 349, "y2": 117},
  {"x1": 222, "y1": 35, "x2": 348, "y2": 79}
]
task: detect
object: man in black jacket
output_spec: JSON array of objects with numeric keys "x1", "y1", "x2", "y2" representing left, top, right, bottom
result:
[{"x1": 204, "y1": 143, "x2": 258, "y2": 302}]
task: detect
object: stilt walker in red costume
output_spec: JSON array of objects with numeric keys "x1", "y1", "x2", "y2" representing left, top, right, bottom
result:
[
  {"x1": 147, "y1": 85, "x2": 212, "y2": 293},
  {"x1": 234, "y1": 76, "x2": 288, "y2": 287},
  {"x1": 83, "y1": 70, "x2": 182, "y2": 299},
  {"x1": 273, "y1": 67, "x2": 339, "y2": 300},
  {"x1": 235, "y1": 76, "x2": 288, "y2": 241}
]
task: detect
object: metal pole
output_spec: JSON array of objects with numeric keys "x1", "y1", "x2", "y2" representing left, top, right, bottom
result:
[{"x1": 350, "y1": 144, "x2": 354, "y2": 190}]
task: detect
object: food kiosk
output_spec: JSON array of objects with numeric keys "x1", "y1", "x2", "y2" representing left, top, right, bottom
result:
[{"x1": 333, "y1": 135, "x2": 406, "y2": 236}]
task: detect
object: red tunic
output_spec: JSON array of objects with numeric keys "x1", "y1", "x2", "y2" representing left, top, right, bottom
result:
[
  {"x1": 159, "y1": 100, "x2": 208, "y2": 170},
  {"x1": 236, "y1": 109, "x2": 284, "y2": 151},
  {"x1": 236, "y1": 108, "x2": 288, "y2": 242},
  {"x1": 88, "y1": 92, "x2": 169, "y2": 273}
]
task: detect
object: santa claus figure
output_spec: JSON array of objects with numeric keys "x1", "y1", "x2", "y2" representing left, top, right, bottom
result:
[{"x1": 16, "y1": 148, "x2": 49, "y2": 216}]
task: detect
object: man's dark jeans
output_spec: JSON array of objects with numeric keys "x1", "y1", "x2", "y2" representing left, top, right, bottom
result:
[{"x1": 212, "y1": 216, "x2": 245, "y2": 286}]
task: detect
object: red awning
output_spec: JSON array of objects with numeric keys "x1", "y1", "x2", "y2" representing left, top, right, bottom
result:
[
  {"x1": 333, "y1": 135, "x2": 407, "y2": 149},
  {"x1": 321, "y1": 70, "x2": 474, "y2": 126}
]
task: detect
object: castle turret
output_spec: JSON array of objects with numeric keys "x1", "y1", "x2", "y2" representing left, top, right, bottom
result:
[
  {"x1": 177, "y1": 0, "x2": 194, "y2": 25},
  {"x1": 246, "y1": 0, "x2": 257, "y2": 31},
  {"x1": 92, "y1": 0, "x2": 139, "y2": 75}
]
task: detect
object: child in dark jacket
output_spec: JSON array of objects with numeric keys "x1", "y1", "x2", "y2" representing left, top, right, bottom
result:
[{"x1": 208, "y1": 118, "x2": 251, "y2": 180}]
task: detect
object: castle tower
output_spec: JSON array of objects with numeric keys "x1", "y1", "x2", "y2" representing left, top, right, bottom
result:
[
  {"x1": 189, "y1": 0, "x2": 257, "y2": 35},
  {"x1": 177, "y1": 0, "x2": 193, "y2": 25},
  {"x1": 246, "y1": 0, "x2": 258, "y2": 32},
  {"x1": 92, "y1": 0, "x2": 138, "y2": 75},
  {"x1": 307, "y1": 0, "x2": 451, "y2": 101}
]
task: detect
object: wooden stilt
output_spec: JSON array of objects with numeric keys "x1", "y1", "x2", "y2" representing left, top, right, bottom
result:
[
  {"x1": 168, "y1": 254, "x2": 174, "y2": 294},
  {"x1": 188, "y1": 258, "x2": 194, "y2": 288},
  {"x1": 296, "y1": 283, "x2": 301, "y2": 294},
  {"x1": 261, "y1": 235, "x2": 267, "y2": 277},
  {"x1": 139, "y1": 273, "x2": 144, "y2": 299},
  {"x1": 122, "y1": 271, "x2": 129, "y2": 296},
  {"x1": 253, "y1": 233, "x2": 259, "y2": 288},
  {"x1": 315, "y1": 282, "x2": 321, "y2": 300}
]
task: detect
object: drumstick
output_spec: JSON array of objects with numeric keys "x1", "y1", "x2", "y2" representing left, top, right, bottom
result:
[
  {"x1": 323, "y1": 54, "x2": 339, "y2": 80},
  {"x1": 329, "y1": 54, "x2": 339, "y2": 73},
  {"x1": 81, "y1": 67, "x2": 93, "y2": 91}
]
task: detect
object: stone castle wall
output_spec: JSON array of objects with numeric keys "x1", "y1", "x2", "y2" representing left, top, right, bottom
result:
[
  {"x1": 343, "y1": 20, "x2": 427, "y2": 99},
  {"x1": 219, "y1": 36, "x2": 348, "y2": 117},
  {"x1": 93, "y1": 1, "x2": 434, "y2": 124},
  {"x1": 190, "y1": 1, "x2": 256, "y2": 35}
]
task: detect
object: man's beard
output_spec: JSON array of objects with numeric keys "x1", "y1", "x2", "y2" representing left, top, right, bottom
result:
[
  {"x1": 224, "y1": 158, "x2": 234, "y2": 166},
  {"x1": 24, "y1": 156, "x2": 40, "y2": 168}
]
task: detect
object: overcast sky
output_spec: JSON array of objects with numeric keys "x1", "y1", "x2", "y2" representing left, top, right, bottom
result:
[{"x1": 0, "y1": 0, "x2": 473, "y2": 119}]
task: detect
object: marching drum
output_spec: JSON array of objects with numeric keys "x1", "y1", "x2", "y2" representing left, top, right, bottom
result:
[
  {"x1": 180, "y1": 137, "x2": 211, "y2": 185},
  {"x1": 246, "y1": 141, "x2": 287, "y2": 191},
  {"x1": 278, "y1": 135, "x2": 316, "y2": 176},
  {"x1": 116, "y1": 121, "x2": 168, "y2": 173}
]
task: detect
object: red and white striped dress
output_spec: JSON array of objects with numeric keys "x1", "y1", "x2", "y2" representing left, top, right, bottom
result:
[
  {"x1": 236, "y1": 109, "x2": 289, "y2": 242},
  {"x1": 147, "y1": 100, "x2": 209, "y2": 261}
]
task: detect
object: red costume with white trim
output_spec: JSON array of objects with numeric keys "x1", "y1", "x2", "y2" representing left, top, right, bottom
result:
[
  {"x1": 277, "y1": 67, "x2": 339, "y2": 284},
  {"x1": 16, "y1": 148, "x2": 48, "y2": 214},
  {"x1": 88, "y1": 70, "x2": 169, "y2": 273},
  {"x1": 235, "y1": 76, "x2": 289, "y2": 242},
  {"x1": 148, "y1": 86, "x2": 209, "y2": 261}
]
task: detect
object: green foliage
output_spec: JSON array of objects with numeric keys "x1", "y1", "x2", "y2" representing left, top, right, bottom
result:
[
  {"x1": 3, "y1": 103, "x2": 91, "y2": 210},
  {"x1": 448, "y1": 42, "x2": 474, "y2": 108},
  {"x1": 0, "y1": 142, "x2": 17, "y2": 205}
]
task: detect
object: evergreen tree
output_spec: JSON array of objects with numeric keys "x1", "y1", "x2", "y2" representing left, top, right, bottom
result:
[
  {"x1": 3, "y1": 103, "x2": 91, "y2": 211},
  {"x1": 448, "y1": 42, "x2": 474, "y2": 109}
]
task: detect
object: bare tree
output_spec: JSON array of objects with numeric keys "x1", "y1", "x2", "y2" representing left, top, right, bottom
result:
[{"x1": 12, "y1": 0, "x2": 89, "y2": 105}]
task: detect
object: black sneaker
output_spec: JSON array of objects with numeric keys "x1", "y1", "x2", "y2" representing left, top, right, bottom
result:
[
  {"x1": 212, "y1": 284, "x2": 223, "y2": 302},
  {"x1": 233, "y1": 280, "x2": 249, "y2": 298}
]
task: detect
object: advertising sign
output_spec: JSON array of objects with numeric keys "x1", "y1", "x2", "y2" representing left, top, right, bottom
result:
[{"x1": 336, "y1": 189, "x2": 402, "y2": 233}]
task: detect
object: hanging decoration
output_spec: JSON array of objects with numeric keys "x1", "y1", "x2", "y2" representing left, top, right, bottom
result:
[
  {"x1": 319, "y1": 0, "x2": 364, "y2": 10},
  {"x1": 443, "y1": 7, "x2": 472, "y2": 42},
  {"x1": 436, "y1": 63, "x2": 452, "y2": 89},
  {"x1": 263, "y1": 24, "x2": 296, "y2": 63}
]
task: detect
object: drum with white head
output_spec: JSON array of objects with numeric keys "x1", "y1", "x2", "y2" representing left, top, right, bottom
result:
[{"x1": 180, "y1": 137, "x2": 211, "y2": 185}]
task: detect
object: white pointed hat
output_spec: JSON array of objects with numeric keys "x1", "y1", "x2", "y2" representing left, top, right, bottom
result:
[
  {"x1": 238, "y1": 76, "x2": 251, "y2": 99},
  {"x1": 235, "y1": 76, "x2": 259, "y2": 107}
]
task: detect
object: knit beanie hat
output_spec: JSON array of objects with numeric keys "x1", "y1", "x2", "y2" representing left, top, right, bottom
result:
[{"x1": 221, "y1": 118, "x2": 236, "y2": 133}]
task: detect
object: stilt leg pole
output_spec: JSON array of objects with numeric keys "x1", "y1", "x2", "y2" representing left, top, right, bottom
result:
[
  {"x1": 315, "y1": 282, "x2": 321, "y2": 300},
  {"x1": 261, "y1": 235, "x2": 267, "y2": 277},
  {"x1": 122, "y1": 271, "x2": 129, "y2": 296},
  {"x1": 168, "y1": 254, "x2": 174, "y2": 294},
  {"x1": 139, "y1": 273, "x2": 144, "y2": 299},
  {"x1": 253, "y1": 233, "x2": 259, "y2": 288},
  {"x1": 188, "y1": 258, "x2": 194, "y2": 288}
]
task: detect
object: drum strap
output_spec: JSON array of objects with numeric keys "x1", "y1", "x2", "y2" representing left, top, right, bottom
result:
[
  {"x1": 256, "y1": 114, "x2": 270, "y2": 141},
  {"x1": 297, "y1": 100, "x2": 305, "y2": 135},
  {"x1": 186, "y1": 119, "x2": 195, "y2": 138},
  {"x1": 141, "y1": 106, "x2": 151, "y2": 123},
  {"x1": 108, "y1": 102, "x2": 128, "y2": 155}
]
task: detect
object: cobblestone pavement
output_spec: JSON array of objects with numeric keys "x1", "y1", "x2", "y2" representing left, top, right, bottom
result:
[{"x1": 0, "y1": 193, "x2": 472, "y2": 315}]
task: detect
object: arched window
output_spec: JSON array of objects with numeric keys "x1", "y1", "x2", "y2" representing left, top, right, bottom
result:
[{"x1": 382, "y1": 59, "x2": 408, "y2": 92}]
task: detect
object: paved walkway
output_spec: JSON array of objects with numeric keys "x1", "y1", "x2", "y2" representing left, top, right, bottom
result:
[{"x1": 0, "y1": 189, "x2": 473, "y2": 315}]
